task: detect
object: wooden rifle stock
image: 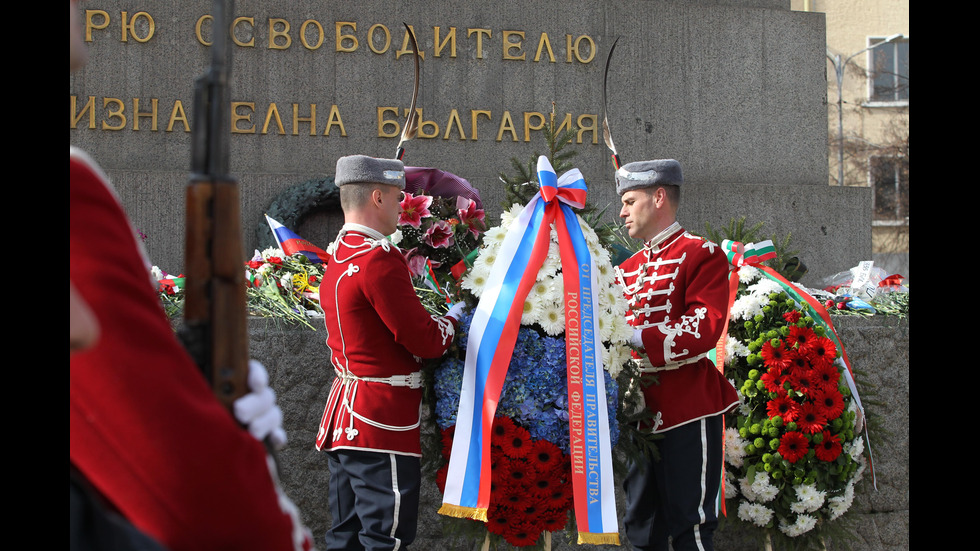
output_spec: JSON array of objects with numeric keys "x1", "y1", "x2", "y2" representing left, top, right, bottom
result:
[
  {"x1": 179, "y1": 0, "x2": 250, "y2": 413},
  {"x1": 182, "y1": 178, "x2": 250, "y2": 412}
]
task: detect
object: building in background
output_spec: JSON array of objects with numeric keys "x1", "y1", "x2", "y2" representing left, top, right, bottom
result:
[{"x1": 793, "y1": 0, "x2": 908, "y2": 274}]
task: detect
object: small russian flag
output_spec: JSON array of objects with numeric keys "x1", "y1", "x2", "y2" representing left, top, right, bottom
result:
[{"x1": 265, "y1": 215, "x2": 329, "y2": 264}]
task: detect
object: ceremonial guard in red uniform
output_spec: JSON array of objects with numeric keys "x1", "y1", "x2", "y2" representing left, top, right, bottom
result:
[
  {"x1": 70, "y1": 147, "x2": 311, "y2": 551},
  {"x1": 614, "y1": 160, "x2": 739, "y2": 551},
  {"x1": 70, "y1": 2, "x2": 311, "y2": 546},
  {"x1": 316, "y1": 155, "x2": 462, "y2": 551}
]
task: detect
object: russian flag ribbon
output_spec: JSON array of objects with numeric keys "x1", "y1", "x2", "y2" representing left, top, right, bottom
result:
[
  {"x1": 265, "y1": 215, "x2": 330, "y2": 264},
  {"x1": 439, "y1": 157, "x2": 619, "y2": 545}
]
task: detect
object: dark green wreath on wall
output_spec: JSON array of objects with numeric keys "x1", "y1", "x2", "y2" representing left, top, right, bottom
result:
[{"x1": 254, "y1": 176, "x2": 340, "y2": 248}]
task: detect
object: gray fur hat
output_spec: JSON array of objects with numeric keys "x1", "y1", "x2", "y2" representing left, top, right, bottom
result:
[
  {"x1": 615, "y1": 159, "x2": 683, "y2": 195},
  {"x1": 335, "y1": 155, "x2": 406, "y2": 189}
]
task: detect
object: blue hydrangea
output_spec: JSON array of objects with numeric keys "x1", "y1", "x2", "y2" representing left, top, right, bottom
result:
[{"x1": 434, "y1": 313, "x2": 619, "y2": 453}]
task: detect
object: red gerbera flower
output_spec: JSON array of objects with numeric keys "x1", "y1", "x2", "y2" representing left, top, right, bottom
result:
[
  {"x1": 502, "y1": 518, "x2": 541, "y2": 547},
  {"x1": 778, "y1": 431, "x2": 810, "y2": 463},
  {"x1": 499, "y1": 457, "x2": 533, "y2": 490},
  {"x1": 500, "y1": 424, "x2": 532, "y2": 460},
  {"x1": 790, "y1": 369, "x2": 817, "y2": 395},
  {"x1": 761, "y1": 367, "x2": 785, "y2": 394},
  {"x1": 784, "y1": 349, "x2": 811, "y2": 377},
  {"x1": 812, "y1": 387, "x2": 846, "y2": 419},
  {"x1": 811, "y1": 362, "x2": 840, "y2": 393},
  {"x1": 541, "y1": 508, "x2": 570, "y2": 531},
  {"x1": 796, "y1": 402, "x2": 828, "y2": 434},
  {"x1": 761, "y1": 339, "x2": 792, "y2": 370},
  {"x1": 786, "y1": 325, "x2": 818, "y2": 352},
  {"x1": 767, "y1": 394, "x2": 801, "y2": 422},
  {"x1": 528, "y1": 440, "x2": 563, "y2": 474},
  {"x1": 815, "y1": 429, "x2": 843, "y2": 462},
  {"x1": 806, "y1": 336, "x2": 838, "y2": 369},
  {"x1": 440, "y1": 426, "x2": 455, "y2": 460},
  {"x1": 491, "y1": 416, "x2": 518, "y2": 450}
]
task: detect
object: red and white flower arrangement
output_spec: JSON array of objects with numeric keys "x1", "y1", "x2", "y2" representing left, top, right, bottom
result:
[{"x1": 724, "y1": 266, "x2": 866, "y2": 542}]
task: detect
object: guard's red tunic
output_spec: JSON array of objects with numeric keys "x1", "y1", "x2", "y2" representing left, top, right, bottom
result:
[
  {"x1": 70, "y1": 148, "x2": 301, "y2": 551},
  {"x1": 615, "y1": 223, "x2": 739, "y2": 433},
  {"x1": 315, "y1": 226, "x2": 456, "y2": 456}
]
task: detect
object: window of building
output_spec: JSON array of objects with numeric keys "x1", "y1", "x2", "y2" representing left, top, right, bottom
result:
[
  {"x1": 868, "y1": 37, "x2": 909, "y2": 104},
  {"x1": 869, "y1": 156, "x2": 908, "y2": 223}
]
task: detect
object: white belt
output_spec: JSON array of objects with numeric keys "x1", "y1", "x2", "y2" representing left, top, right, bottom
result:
[
  {"x1": 637, "y1": 352, "x2": 710, "y2": 373},
  {"x1": 335, "y1": 369, "x2": 424, "y2": 389}
]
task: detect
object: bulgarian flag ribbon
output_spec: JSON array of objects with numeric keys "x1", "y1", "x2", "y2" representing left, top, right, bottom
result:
[
  {"x1": 439, "y1": 157, "x2": 619, "y2": 545},
  {"x1": 722, "y1": 240, "x2": 876, "y2": 488}
]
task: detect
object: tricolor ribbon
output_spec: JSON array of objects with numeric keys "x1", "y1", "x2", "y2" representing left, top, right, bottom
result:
[
  {"x1": 439, "y1": 157, "x2": 619, "y2": 545},
  {"x1": 722, "y1": 240, "x2": 876, "y2": 488}
]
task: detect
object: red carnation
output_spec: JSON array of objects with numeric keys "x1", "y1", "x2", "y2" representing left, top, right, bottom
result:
[
  {"x1": 783, "y1": 310, "x2": 802, "y2": 324},
  {"x1": 815, "y1": 430, "x2": 843, "y2": 462},
  {"x1": 778, "y1": 431, "x2": 809, "y2": 463}
]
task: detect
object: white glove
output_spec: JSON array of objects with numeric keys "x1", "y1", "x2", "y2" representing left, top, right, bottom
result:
[
  {"x1": 446, "y1": 301, "x2": 467, "y2": 322},
  {"x1": 234, "y1": 360, "x2": 287, "y2": 450},
  {"x1": 630, "y1": 327, "x2": 645, "y2": 348}
]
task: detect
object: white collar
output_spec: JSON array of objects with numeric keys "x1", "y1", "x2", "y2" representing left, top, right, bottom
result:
[
  {"x1": 339, "y1": 223, "x2": 386, "y2": 241},
  {"x1": 644, "y1": 222, "x2": 682, "y2": 251}
]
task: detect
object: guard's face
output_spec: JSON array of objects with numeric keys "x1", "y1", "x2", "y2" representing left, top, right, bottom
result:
[
  {"x1": 619, "y1": 188, "x2": 660, "y2": 242},
  {"x1": 377, "y1": 185, "x2": 404, "y2": 236}
]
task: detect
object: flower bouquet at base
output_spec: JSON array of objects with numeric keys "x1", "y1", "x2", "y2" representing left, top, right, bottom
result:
[
  {"x1": 432, "y1": 158, "x2": 632, "y2": 548},
  {"x1": 152, "y1": 247, "x2": 325, "y2": 328},
  {"x1": 723, "y1": 265, "x2": 868, "y2": 546}
]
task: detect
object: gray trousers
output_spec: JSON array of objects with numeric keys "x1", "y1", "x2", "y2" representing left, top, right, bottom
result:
[{"x1": 325, "y1": 450, "x2": 421, "y2": 551}]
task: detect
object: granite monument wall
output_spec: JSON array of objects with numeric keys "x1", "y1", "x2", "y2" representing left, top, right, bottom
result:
[{"x1": 70, "y1": 0, "x2": 869, "y2": 285}]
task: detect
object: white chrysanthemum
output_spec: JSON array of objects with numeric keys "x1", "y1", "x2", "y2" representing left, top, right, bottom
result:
[
  {"x1": 737, "y1": 502, "x2": 773, "y2": 527},
  {"x1": 521, "y1": 292, "x2": 543, "y2": 325},
  {"x1": 390, "y1": 229, "x2": 403, "y2": 245},
  {"x1": 751, "y1": 472, "x2": 779, "y2": 503},
  {"x1": 462, "y1": 263, "x2": 491, "y2": 296},
  {"x1": 539, "y1": 302, "x2": 565, "y2": 336},
  {"x1": 846, "y1": 436, "x2": 865, "y2": 461},
  {"x1": 739, "y1": 476, "x2": 757, "y2": 502},
  {"x1": 790, "y1": 484, "x2": 826, "y2": 513},
  {"x1": 261, "y1": 247, "x2": 284, "y2": 260},
  {"x1": 725, "y1": 336, "x2": 749, "y2": 364},
  {"x1": 730, "y1": 292, "x2": 766, "y2": 321},
  {"x1": 605, "y1": 343, "x2": 630, "y2": 378},
  {"x1": 724, "y1": 471, "x2": 739, "y2": 499},
  {"x1": 748, "y1": 278, "x2": 782, "y2": 297},
  {"x1": 779, "y1": 514, "x2": 817, "y2": 537},
  {"x1": 725, "y1": 428, "x2": 748, "y2": 468},
  {"x1": 827, "y1": 483, "x2": 855, "y2": 520},
  {"x1": 280, "y1": 274, "x2": 293, "y2": 288},
  {"x1": 484, "y1": 225, "x2": 508, "y2": 247},
  {"x1": 738, "y1": 265, "x2": 761, "y2": 284},
  {"x1": 608, "y1": 313, "x2": 633, "y2": 346},
  {"x1": 499, "y1": 202, "x2": 524, "y2": 228},
  {"x1": 150, "y1": 266, "x2": 164, "y2": 280}
]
